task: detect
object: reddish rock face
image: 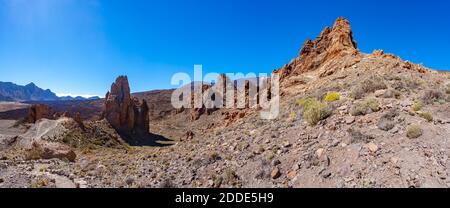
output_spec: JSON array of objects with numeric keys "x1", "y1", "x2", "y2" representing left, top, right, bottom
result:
[
  {"x1": 275, "y1": 17, "x2": 360, "y2": 81},
  {"x1": 26, "y1": 104, "x2": 53, "y2": 123},
  {"x1": 104, "y1": 76, "x2": 149, "y2": 134}
]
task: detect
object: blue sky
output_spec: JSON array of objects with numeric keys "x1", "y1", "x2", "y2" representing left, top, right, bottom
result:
[{"x1": 0, "y1": 0, "x2": 449, "y2": 97}]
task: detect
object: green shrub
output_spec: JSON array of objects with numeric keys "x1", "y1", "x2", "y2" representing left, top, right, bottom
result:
[
  {"x1": 419, "y1": 112, "x2": 433, "y2": 122},
  {"x1": 324, "y1": 92, "x2": 341, "y2": 102},
  {"x1": 350, "y1": 98, "x2": 380, "y2": 116},
  {"x1": 350, "y1": 77, "x2": 387, "y2": 99},
  {"x1": 299, "y1": 98, "x2": 332, "y2": 126},
  {"x1": 406, "y1": 125, "x2": 423, "y2": 139},
  {"x1": 411, "y1": 100, "x2": 423, "y2": 112}
]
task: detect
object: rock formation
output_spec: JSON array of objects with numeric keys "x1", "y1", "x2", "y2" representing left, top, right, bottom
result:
[
  {"x1": 104, "y1": 76, "x2": 149, "y2": 134},
  {"x1": 275, "y1": 17, "x2": 360, "y2": 81},
  {"x1": 27, "y1": 141, "x2": 76, "y2": 162},
  {"x1": 26, "y1": 104, "x2": 53, "y2": 123}
]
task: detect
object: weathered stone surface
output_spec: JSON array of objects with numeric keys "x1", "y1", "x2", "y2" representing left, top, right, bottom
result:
[
  {"x1": 274, "y1": 17, "x2": 359, "y2": 81},
  {"x1": 26, "y1": 104, "x2": 53, "y2": 123},
  {"x1": 27, "y1": 141, "x2": 76, "y2": 162},
  {"x1": 104, "y1": 76, "x2": 149, "y2": 134}
]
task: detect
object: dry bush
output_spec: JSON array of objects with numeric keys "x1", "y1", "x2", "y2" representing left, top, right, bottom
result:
[
  {"x1": 298, "y1": 98, "x2": 332, "y2": 126},
  {"x1": 350, "y1": 76, "x2": 387, "y2": 99},
  {"x1": 407, "y1": 125, "x2": 423, "y2": 139},
  {"x1": 421, "y1": 89, "x2": 445, "y2": 104},
  {"x1": 419, "y1": 112, "x2": 433, "y2": 122},
  {"x1": 350, "y1": 98, "x2": 380, "y2": 116}
]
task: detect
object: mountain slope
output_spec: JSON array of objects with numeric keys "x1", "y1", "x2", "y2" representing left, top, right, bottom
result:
[
  {"x1": 0, "y1": 82, "x2": 59, "y2": 101},
  {"x1": 0, "y1": 81, "x2": 100, "y2": 102}
]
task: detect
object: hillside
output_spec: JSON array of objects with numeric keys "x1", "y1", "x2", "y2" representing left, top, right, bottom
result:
[{"x1": 1, "y1": 17, "x2": 450, "y2": 188}]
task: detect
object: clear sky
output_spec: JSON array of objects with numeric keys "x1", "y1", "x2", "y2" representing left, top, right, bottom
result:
[{"x1": 0, "y1": 0, "x2": 449, "y2": 97}]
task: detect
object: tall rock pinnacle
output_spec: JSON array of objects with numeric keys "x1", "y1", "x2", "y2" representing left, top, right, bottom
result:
[
  {"x1": 104, "y1": 76, "x2": 149, "y2": 135},
  {"x1": 275, "y1": 17, "x2": 359, "y2": 80}
]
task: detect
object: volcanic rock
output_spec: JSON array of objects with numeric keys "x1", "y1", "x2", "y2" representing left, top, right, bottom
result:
[
  {"x1": 274, "y1": 17, "x2": 359, "y2": 82},
  {"x1": 26, "y1": 104, "x2": 53, "y2": 123},
  {"x1": 104, "y1": 76, "x2": 149, "y2": 134}
]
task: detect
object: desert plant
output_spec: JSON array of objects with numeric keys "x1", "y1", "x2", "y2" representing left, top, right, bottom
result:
[
  {"x1": 350, "y1": 98, "x2": 380, "y2": 116},
  {"x1": 299, "y1": 98, "x2": 332, "y2": 126},
  {"x1": 350, "y1": 76, "x2": 387, "y2": 99},
  {"x1": 407, "y1": 124, "x2": 423, "y2": 139},
  {"x1": 411, "y1": 100, "x2": 423, "y2": 112},
  {"x1": 419, "y1": 112, "x2": 433, "y2": 122},
  {"x1": 446, "y1": 84, "x2": 450, "y2": 94},
  {"x1": 324, "y1": 91, "x2": 341, "y2": 102},
  {"x1": 422, "y1": 89, "x2": 445, "y2": 104}
]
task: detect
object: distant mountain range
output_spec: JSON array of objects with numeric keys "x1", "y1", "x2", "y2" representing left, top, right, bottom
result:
[{"x1": 0, "y1": 81, "x2": 100, "y2": 102}]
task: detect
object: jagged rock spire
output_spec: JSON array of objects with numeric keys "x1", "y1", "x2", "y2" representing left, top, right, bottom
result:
[
  {"x1": 275, "y1": 17, "x2": 359, "y2": 80},
  {"x1": 104, "y1": 76, "x2": 149, "y2": 135}
]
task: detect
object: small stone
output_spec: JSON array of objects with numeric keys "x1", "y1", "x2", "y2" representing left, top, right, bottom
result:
[
  {"x1": 0, "y1": 178, "x2": 4, "y2": 183},
  {"x1": 375, "y1": 90, "x2": 386, "y2": 97},
  {"x1": 125, "y1": 177, "x2": 134, "y2": 185},
  {"x1": 292, "y1": 163, "x2": 300, "y2": 171},
  {"x1": 282, "y1": 141, "x2": 291, "y2": 148},
  {"x1": 366, "y1": 143, "x2": 379, "y2": 153},
  {"x1": 345, "y1": 116, "x2": 355, "y2": 124},
  {"x1": 390, "y1": 157, "x2": 399, "y2": 164},
  {"x1": 287, "y1": 171, "x2": 297, "y2": 179},
  {"x1": 316, "y1": 148, "x2": 325, "y2": 158},
  {"x1": 271, "y1": 167, "x2": 281, "y2": 179},
  {"x1": 271, "y1": 159, "x2": 281, "y2": 166},
  {"x1": 207, "y1": 180, "x2": 214, "y2": 187}
]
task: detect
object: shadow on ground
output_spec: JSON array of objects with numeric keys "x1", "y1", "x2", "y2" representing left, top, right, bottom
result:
[{"x1": 119, "y1": 131, "x2": 173, "y2": 147}]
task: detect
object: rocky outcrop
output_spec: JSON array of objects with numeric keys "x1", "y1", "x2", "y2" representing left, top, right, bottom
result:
[
  {"x1": 104, "y1": 76, "x2": 149, "y2": 134},
  {"x1": 26, "y1": 141, "x2": 76, "y2": 162},
  {"x1": 26, "y1": 104, "x2": 53, "y2": 123},
  {"x1": 275, "y1": 17, "x2": 360, "y2": 81}
]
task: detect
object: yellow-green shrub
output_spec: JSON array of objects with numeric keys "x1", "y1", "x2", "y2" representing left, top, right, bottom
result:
[
  {"x1": 324, "y1": 92, "x2": 341, "y2": 102},
  {"x1": 419, "y1": 112, "x2": 433, "y2": 122},
  {"x1": 407, "y1": 125, "x2": 423, "y2": 139},
  {"x1": 298, "y1": 98, "x2": 332, "y2": 126},
  {"x1": 411, "y1": 100, "x2": 423, "y2": 112}
]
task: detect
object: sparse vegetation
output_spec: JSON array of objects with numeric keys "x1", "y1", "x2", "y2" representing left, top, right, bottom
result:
[
  {"x1": 324, "y1": 91, "x2": 341, "y2": 102},
  {"x1": 411, "y1": 100, "x2": 423, "y2": 112},
  {"x1": 419, "y1": 112, "x2": 433, "y2": 122},
  {"x1": 350, "y1": 98, "x2": 380, "y2": 116},
  {"x1": 298, "y1": 98, "x2": 332, "y2": 126},
  {"x1": 407, "y1": 124, "x2": 423, "y2": 139},
  {"x1": 422, "y1": 89, "x2": 445, "y2": 104},
  {"x1": 382, "y1": 89, "x2": 401, "y2": 99},
  {"x1": 350, "y1": 76, "x2": 387, "y2": 99}
]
